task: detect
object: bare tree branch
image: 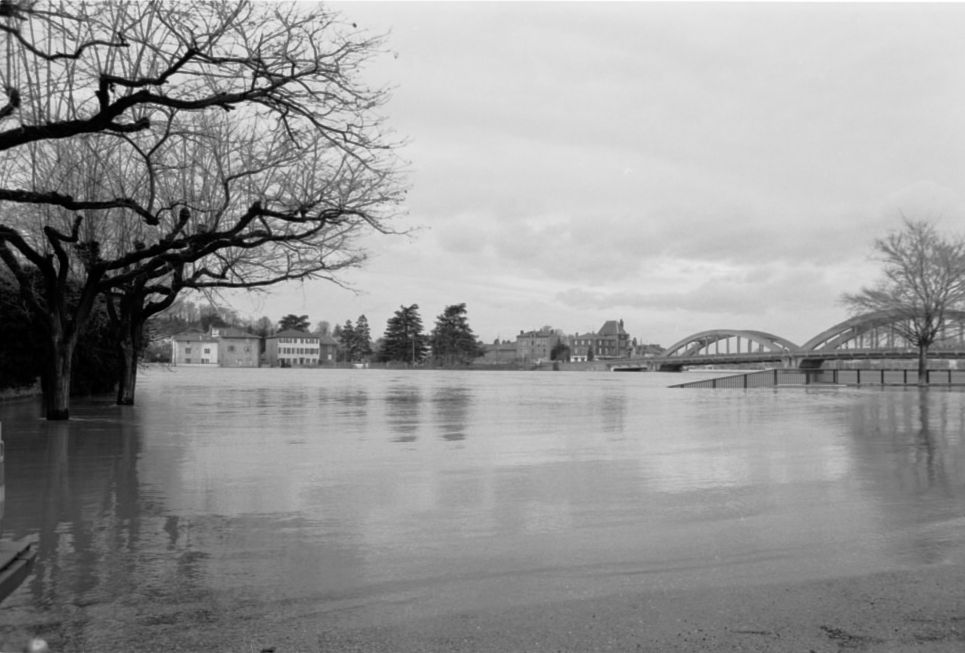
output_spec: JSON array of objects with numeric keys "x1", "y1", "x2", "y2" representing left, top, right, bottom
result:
[
  {"x1": 0, "y1": 0, "x2": 406, "y2": 416},
  {"x1": 842, "y1": 219, "x2": 965, "y2": 382}
]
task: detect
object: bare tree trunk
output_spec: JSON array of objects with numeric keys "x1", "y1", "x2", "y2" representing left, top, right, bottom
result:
[
  {"x1": 110, "y1": 277, "x2": 176, "y2": 406},
  {"x1": 43, "y1": 330, "x2": 75, "y2": 420},
  {"x1": 116, "y1": 335, "x2": 138, "y2": 406},
  {"x1": 115, "y1": 312, "x2": 147, "y2": 405},
  {"x1": 918, "y1": 344, "x2": 929, "y2": 385},
  {"x1": 40, "y1": 274, "x2": 102, "y2": 420}
]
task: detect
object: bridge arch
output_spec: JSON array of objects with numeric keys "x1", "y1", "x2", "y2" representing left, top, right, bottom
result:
[
  {"x1": 801, "y1": 310, "x2": 965, "y2": 352},
  {"x1": 662, "y1": 329, "x2": 801, "y2": 359}
]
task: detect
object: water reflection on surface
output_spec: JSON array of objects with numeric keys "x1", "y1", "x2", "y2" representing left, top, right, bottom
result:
[
  {"x1": 433, "y1": 384, "x2": 471, "y2": 442},
  {"x1": 843, "y1": 388, "x2": 965, "y2": 567},
  {"x1": 1, "y1": 370, "x2": 965, "y2": 649},
  {"x1": 386, "y1": 380, "x2": 422, "y2": 443}
]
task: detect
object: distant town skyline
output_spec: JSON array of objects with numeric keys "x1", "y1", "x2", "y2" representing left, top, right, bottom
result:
[{"x1": 231, "y1": 2, "x2": 965, "y2": 348}]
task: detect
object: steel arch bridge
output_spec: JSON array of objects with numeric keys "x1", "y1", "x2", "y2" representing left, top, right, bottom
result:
[
  {"x1": 800, "y1": 310, "x2": 965, "y2": 352},
  {"x1": 661, "y1": 329, "x2": 798, "y2": 362},
  {"x1": 648, "y1": 311, "x2": 965, "y2": 371}
]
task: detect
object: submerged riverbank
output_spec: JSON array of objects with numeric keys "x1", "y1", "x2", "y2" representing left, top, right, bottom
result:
[{"x1": 1, "y1": 368, "x2": 964, "y2": 651}]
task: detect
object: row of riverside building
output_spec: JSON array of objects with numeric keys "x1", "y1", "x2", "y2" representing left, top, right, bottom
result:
[
  {"x1": 484, "y1": 319, "x2": 662, "y2": 366},
  {"x1": 170, "y1": 328, "x2": 339, "y2": 367},
  {"x1": 516, "y1": 319, "x2": 629, "y2": 362},
  {"x1": 169, "y1": 319, "x2": 661, "y2": 368}
]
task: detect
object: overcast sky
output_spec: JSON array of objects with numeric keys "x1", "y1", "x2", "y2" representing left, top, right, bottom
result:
[{"x1": 233, "y1": 2, "x2": 965, "y2": 347}]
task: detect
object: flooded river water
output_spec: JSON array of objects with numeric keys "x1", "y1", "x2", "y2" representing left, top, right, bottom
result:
[{"x1": 1, "y1": 367, "x2": 965, "y2": 651}]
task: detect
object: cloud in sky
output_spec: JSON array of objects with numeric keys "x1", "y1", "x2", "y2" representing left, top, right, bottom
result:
[{"x1": 232, "y1": 2, "x2": 965, "y2": 347}]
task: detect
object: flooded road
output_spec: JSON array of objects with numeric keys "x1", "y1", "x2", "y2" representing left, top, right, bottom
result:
[{"x1": 1, "y1": 367, "x2": 964, "y2": 651}]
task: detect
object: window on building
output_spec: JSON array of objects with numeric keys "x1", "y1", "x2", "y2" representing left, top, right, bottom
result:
[
  {"x1": 228, "y1": 345, "x2": 235, "y2": 352},
  {"x1": 185, "y1": 346, "x2": 192, "y2": 353}
]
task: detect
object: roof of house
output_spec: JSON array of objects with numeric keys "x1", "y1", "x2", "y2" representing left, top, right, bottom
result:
[
  {"x1": 598, "y1": 320, "x2": 627, "y2": 336},
  {"x1": 516, "y1": 329, "x2": 558, "y2": 339},
  {"x1": 269, "y1": 329, "x2": 319, "y2": 340},
  {"x1": 212, "y1": 327, "x2": 258, "y2": 339},
  {"x1": 317, "y1": 333, "x2": 339, "y2": 345},
  {"x1": 172, "y1": 331, "x2": 219, "y2": 343}
]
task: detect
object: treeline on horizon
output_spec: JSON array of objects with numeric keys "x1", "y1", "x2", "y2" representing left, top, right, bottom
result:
[
  {"x1": 170, "y1": 300, "x2": 486, "y2": 367},
  {"x1": 0, "y1": 288, "x2": 490, "y2": 393}
]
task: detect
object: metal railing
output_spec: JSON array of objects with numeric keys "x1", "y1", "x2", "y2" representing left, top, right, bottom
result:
[{"x1": 670, "y1": 368, "x2": 965, "y2": 389}]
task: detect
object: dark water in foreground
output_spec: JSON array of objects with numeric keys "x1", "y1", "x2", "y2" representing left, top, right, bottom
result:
[{"x1": 0, "y1": 367, "x2": 964, "y2": 651}]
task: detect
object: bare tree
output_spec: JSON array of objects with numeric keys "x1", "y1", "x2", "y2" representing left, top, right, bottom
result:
[
  {"x1": 842, "y1": 219, "x2": 965, "y2": 383},
  {"x1": 0, "y1": 1, "x2": 383, "y2": 154},
  {"x1": 0, "y1": 1, "x2": 404, "y2": 418}
]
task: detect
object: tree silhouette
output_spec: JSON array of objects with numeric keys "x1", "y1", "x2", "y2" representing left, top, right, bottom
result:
[
  {"x1": 430, "y1": 303, "x2": 484, "y2": 367},
  {"x1": 279, "y1": 315, "x2": 311, "y2": 332},
  {"x1": 379, "y1": 304, "x2": 428, "y2": 364},
  {"x1": 843, "y1": 219, "x2": 965, "y2": 384},
  {"x1": 0, "y1": 1, "x2": 403, "y2": 418},
  {"x1": 353, "y1": 315, "x2": 373, "y2": 361}
]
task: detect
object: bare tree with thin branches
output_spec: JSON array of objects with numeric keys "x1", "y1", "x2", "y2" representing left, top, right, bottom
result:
[
  {"x1": 0, "y1": 1, "x2": 405, "y2": 418},
  {"x1": 842, "y1": 219, "x2": 965, "y2": 384},
  {"x1": 0, "y1": 1, "x2": 384, "y2": 152}
]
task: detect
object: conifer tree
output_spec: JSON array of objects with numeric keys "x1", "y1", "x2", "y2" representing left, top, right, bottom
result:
[
  {"x1": 430, "y1": 303, "x2": 484, "y2": 367},
  {"x1": 338, "y1": 319, "x2": 356, "y2": 362},
  {"x1": 378, "y1": 304, "x2": 428, "y2": 364},
  {"x1": 353, "y1": 315, "x2": 373, "y2": 361}
]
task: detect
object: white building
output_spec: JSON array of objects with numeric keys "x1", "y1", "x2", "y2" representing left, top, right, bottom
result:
[
  {"x1": 265, "y1": 329, "x2": 321, "y2": 367},
  {"x1": 170, "y1": 333, "x2": 219, "y2": 366}
]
